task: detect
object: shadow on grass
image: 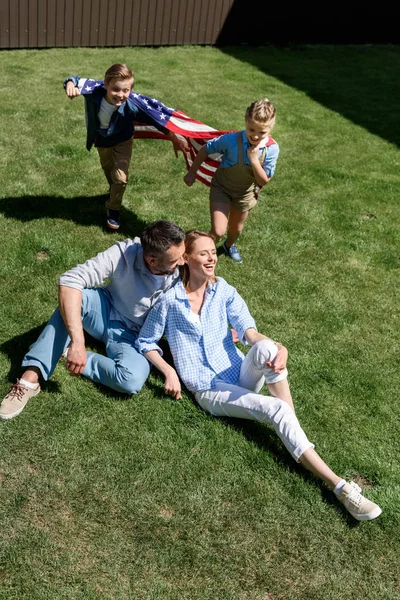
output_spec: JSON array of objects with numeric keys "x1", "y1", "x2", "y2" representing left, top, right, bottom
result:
[
  {"x1": 0, "y1": 324, "x2": 360, "y2": 523},
  {"x1": 0, "y1": 195, "x2": 148, "y2": 239},
  {"x1": 226, "y1": 418, "x2": 358, "y2": 525},
  {"x1": 146, "y1": 354, "x2": 359, "y2": 524},
  {"x1": 0, "y1": 324, "x2": 133, "y2": 399},
  {"x1": 0, "y1": 323, "x2": 60, "y2": 394},
  {"x1": 219, "y1": 45, "x2": 400, "y2": 148}
]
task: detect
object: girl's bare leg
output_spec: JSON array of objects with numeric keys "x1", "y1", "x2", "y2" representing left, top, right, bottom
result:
[
  {"x1": 226, "y1": 208, "x2": 249, "y2": 246},
  {"x1": 210, "y1": 202, "x2": 230, "y2": 242}
]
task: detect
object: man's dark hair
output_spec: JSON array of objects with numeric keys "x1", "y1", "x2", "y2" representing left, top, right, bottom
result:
[{"x1": 140, "y1": 220, "x2": 185, "y2": 257}]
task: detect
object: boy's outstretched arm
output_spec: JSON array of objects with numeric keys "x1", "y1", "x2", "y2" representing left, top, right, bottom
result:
[
  {"x1": 64, "y1": 76, "x2": 81, "y2": 99},
  {"x1": 184, "y1": 145, "x2": 208, "y2": 186}
]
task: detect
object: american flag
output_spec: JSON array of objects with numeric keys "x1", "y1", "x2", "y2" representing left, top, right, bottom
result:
[{"x1": 77, "y1": 78, "x2": 233, "y2": 187}]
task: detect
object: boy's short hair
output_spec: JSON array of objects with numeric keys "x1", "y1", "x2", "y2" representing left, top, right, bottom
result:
[
  {"x1": 245, "y1": 99, "x2": 276, "y2": 129},
  {"x1": 104, "y1": 63, "x2": 134, "y2": 86},
  {"x1": 140, "y1": 220, "x2": 185, "y2": 258}
]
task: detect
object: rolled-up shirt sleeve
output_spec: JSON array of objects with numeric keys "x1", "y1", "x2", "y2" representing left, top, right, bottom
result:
[
  {"x1": 205, "y1": 134, "x2": 228, "y2": 155},
  {"x1": 63, "y1": 75, "x2": 80, "y2": 89},
  {"x1": 225, "y1": 287, "x2": 257, "y2": 343},
  {"x1": 136, "y1": 297, "x2": 168, "y2": 356},
  {"x1": 58, "y1": 243, "x2": 122, "y2": 290},
  {"x1": 262, "y1": 142, "x2": 279, "y2": 178}
]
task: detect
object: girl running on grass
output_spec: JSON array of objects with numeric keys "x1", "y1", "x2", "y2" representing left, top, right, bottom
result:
[{"x1": 184, "y1": 100, "x2": 278, "y2": 264}]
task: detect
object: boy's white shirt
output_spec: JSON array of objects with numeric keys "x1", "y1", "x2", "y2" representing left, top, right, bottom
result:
[{"x1": 98, "y1": 97, "x2": 118, "y2": 129}]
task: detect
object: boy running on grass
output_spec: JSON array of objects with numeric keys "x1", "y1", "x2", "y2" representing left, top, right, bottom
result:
[
  {"x1": 65, "y1": 63, "x2": 187, "y2": 231},
  {"x1": 184, "y1": 99, "x2": 278, "y2": 263}
]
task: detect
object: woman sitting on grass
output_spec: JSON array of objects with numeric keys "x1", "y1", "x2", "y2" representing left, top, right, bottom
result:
[{"x1": 137, "y1": 230, "x2": 382, "y2": 521}]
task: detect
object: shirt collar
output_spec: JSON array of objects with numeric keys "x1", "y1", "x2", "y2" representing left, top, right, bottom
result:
[
  {"x1": 175, "y1": 280, "x2": 188, "y2": 300},
  {"x1": 134, "y1": 241, "x2": 149, "y2": 275},
  {"x1": 175, "y1": 278, "x2": 218, "y2": 300}
]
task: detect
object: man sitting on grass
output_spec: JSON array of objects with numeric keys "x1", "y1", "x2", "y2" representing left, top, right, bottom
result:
[{"x1": 0, "y1": 220, "x2": 185, "y2": 420}]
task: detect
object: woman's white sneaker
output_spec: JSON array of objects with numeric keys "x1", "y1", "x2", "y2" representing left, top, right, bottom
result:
[{"x1": 338, "y1": 481, "x2": 382, "y2": 521}]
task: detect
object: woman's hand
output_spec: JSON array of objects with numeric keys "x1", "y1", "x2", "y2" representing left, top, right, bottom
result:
[
  {"x1": 165, "y1": 368, "x2": 182, "y2": 400},
  {"x1": 266, "y1": 343, "x2": 288, "y2": 373},
  {"x1": 231, "y1": 328, "x2": 240, "y2": 343}
]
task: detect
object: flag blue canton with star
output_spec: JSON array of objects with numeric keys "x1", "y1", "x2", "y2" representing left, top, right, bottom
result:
[
  {"x1": 129, "y1": 92, "x2": 175, "y2": 126},
  {"x1": 79, "y1": 79, "x2": 176, "y2": 127},
  {"x1": 80, "y1": 79, "x2": 103, "y2": 93}
]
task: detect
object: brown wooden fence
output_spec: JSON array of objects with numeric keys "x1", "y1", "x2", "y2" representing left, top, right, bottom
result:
[
  {"x1": 1, "y1": 1, "x2": 396, "y2": 49},
  {"x1": 0, "y1": 0, "x2": 236, "y2": 49}
]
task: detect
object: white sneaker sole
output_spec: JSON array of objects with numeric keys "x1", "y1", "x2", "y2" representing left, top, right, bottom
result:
[{"x1": 349, "y1": 505, "x2": 382, "y2": 521}]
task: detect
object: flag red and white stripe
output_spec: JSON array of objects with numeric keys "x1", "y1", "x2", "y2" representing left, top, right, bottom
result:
[
  {"x1": 133, "y1": 106, "x2": 233, "y2": 187},
  {"x1": 77, "y1": 80, "x2": 233, "y2": 186}
]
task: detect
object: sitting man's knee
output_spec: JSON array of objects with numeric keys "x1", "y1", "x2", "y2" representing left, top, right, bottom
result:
[{"x1": 114, "y1": 364, "x2": 149, "y2": 395}]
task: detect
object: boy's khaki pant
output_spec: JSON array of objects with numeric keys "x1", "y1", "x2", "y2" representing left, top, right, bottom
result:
[{"x1": 97, "y1": 138, "x2": 133, "y2": 211}]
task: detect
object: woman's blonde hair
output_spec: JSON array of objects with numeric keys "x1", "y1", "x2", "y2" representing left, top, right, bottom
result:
[
  {"x1": 245, "y1": 98, "x2": 276, "y2": 130},
  {"x1": 180, "y1": 230, "x2": 217, "y2": 290}
]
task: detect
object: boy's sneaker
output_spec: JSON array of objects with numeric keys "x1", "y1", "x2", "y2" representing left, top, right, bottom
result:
[
  {"x1": 338, "y1": 481, "x2": 382, "y2": 521},
  {"x1": 0, "y1": 379, "x2": 41, "y2": 420},
  {"x1": 107, "y1": 209, "x2": 120, "y2": 230},
  {"x1": 223, "y1": 241, "x2": 243, "y2": 263}
]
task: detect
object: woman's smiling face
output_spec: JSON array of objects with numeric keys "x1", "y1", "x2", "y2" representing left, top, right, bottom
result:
[{"x1": 185, "y1": 236, "x2": 217, "y2": 280}]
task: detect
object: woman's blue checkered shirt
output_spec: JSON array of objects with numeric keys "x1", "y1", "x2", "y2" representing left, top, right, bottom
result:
[{"x1": 137, "y1": 277, "x2": 256, "y2": 393}]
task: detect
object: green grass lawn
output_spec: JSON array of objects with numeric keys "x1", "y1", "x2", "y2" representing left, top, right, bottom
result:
[{"x1": 0, "y1": 44, "x2": 399, "y2": 600}]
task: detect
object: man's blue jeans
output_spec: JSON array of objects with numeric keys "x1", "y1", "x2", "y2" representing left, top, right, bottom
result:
[{"x1": 22, "y1": 289, "x2": 150, "y2": 394}]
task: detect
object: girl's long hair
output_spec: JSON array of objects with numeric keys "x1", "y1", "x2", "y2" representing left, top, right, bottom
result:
[{"x1": 180, "y1": 230, "x2": 217, "y2": 290}]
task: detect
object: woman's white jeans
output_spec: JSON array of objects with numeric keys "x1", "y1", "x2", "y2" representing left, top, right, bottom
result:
[{"x1": 195, "y1": 340, "x2": 314, "y2": 462}]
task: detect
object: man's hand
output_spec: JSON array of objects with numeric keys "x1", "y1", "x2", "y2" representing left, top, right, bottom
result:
[
  {"x1": 266, "y1": 343, "x2": 288, "y2": 374},
  {"x1": 65, "y1": 81, "x2": 80, "y2": 99},
  {"x1": 65, "y1": 341, "x2": 87, "y2": 375},
  {"x1": 164, "y1": 368, "x2": 182, "y2": 400},
  {"x1": 184, "y1": 172, "x2": 196, "y2": 187}
]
